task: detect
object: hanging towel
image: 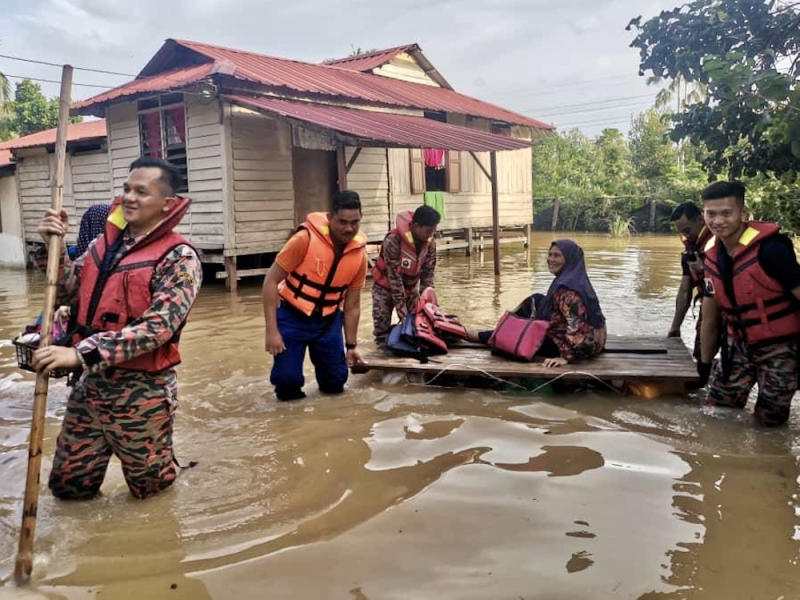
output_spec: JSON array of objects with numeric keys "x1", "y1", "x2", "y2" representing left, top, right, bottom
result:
[
  {"x1": 423, "y1": 149, "x2": 445, "y2": 169},
  {"x1": 423, "y1": 191, "x2": 446, "y2": 219}
]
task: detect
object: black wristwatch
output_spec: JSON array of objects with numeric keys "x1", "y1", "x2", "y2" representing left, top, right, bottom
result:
[{"x1": 345, "y1": 342, "x2": 357, "y2": 350}]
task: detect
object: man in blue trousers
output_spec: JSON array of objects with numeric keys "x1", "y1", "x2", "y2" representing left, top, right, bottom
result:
[{"x1": 261, "y1": 190, "x2": 367, "y2": 401}]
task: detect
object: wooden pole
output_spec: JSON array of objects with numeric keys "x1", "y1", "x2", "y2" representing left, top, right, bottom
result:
[
  {"x1": 490, "y1": 151, "x2": 500, "y2": 276},
  {"x1": 336, "y1": 146, "x2": 348, "y2": 191},
  {"x1": 14, "y1": 64, "x2": 72, "y2": 586}
]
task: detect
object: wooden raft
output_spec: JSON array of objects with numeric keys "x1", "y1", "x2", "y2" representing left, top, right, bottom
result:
[{"x1": 352, "y1": 336, "x2": 699, "y2": 384}]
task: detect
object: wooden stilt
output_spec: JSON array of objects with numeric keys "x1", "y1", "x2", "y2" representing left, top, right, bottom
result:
[
  {"x1": 465, "y1": 227, "x2": 473, "y2": 257},
  {"x1": 224, "y1": 256, "x2": 238, "y2": 293}
]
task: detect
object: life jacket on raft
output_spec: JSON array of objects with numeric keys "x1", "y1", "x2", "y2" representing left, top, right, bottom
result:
[
  {"x1": 371, "y1": 210, "x2": 432, "y2": 293},
  {"x1": 385, "y1": 287, "x2": 468, "y2": 358},
  {"x1": 702, "y1": 221, "x2": 800, "y2": 346},
  {"x1": 278, "y1": 212, "x2": 367, "y2": 317},
  {"x1": 73, "y1": 195, "x2": 194, "y2": 371}
]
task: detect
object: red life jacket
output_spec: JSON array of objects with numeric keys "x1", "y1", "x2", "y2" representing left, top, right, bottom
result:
[
  {"x1": 372, "y1": 210, "x2": 432, "y2": 292},
  {"x1": 703, "y1": 221, "x2": 800, "y2": 345},
  {"x1": 74, "y1": 195, "x2": 194, "y2": 371},
  {"x1": 278, "y1": 212, "x2": 367, "y2": 317},
  {"x1": 682, "y1": 226, "x2": 713, "y2": 297}
]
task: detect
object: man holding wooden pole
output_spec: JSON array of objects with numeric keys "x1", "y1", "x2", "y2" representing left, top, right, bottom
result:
[{"x1": 30, "y1": 155, "x2": 201, "y2": 501}]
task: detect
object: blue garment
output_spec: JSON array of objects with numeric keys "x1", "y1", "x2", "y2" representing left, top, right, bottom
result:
[{"x1": 270, "y1": 304, "x2": 348, "y2": 400}]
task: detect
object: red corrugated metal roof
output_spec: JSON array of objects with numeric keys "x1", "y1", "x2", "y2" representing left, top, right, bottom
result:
[
  {"x1": 323, "y1": 44, "x2": 418, "y2": 72},
  {"x1": 74, "y1": 39, "x2": 554, "y2": 130},
  {"x1": 0, "y1": 119, "x2": 107, "y2": 150},
  {"x1": 0, "y1": 149, "x2": 12, "y2": 168},
  {"x1": 225, "y1": 95, "x2": 532, "y2": 151}
]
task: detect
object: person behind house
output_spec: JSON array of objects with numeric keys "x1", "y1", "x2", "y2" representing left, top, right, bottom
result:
[
  {"x1": 371, "y1": 205, "x2": 441, "y2": 342},
  {"x1": 667, "y1": 201, "x2": 712, "y2": 357},
  {"x1": 475, "y1": 239, "x2": 607, "y2": 367},
  {"x1": 697, "y1": 181, "x2": 800, "y2": 426},
  {"x1": 262, "y1": 190, "x2": 367, "y2": 401},
  {"x1": 31, "y1": 156, "x2": 202, "y2": 499},
  {"x1": 68, "y1": 203, "x2": 112, "y2": 259}
]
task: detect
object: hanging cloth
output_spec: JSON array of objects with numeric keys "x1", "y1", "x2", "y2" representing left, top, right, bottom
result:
[{"x1": 423, "y1": 149, "x2": 445, "y2": 169}]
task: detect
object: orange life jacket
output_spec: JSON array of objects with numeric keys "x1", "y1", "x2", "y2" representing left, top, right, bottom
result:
[
  {"x1": 74, "y1": 195, "x2": 194, "y2": 371},
  {"x1": 703, "y1": 221, "x2": 800, "y2": 345},
  {"x1": 372, "y1": 210, "x2": 432, "y2": 292},
  {"x1": 278, "y1": 212, "x2": 367, "y2": 317}
]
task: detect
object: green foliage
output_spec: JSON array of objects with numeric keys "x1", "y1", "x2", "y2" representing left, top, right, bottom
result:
[
  {"x1": 627, "y1": 0, "x2": 800, "y2": 179},
  {"x1": 0, "y1": 74, "x2": 13, "y2": 141},
  {"x1": 13, "y1": 79, "x2": 59, "y2": 136}
]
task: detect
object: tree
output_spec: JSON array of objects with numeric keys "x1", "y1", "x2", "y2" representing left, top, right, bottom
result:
[
  {"x1": 13, "y1": 79, "x2": 60, "y2": 136},
  {"x1": 0, "y1": 73, "x2": 13, "y2": 141},
  {"x1": 594, "y1": 128, "x2": 635, "y2": 196},
  {"x1": 627, "y1": 0, "x2": 800, "y2": 179}
]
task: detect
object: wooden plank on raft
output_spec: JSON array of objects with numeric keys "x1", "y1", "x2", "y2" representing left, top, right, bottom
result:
[{"x1": 352, "y1": 336, "x2": 699, "y2": 384}]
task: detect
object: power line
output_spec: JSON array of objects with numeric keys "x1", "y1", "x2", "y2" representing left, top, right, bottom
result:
[
  {"x1": 2, "y1": 73, "x2": 114, "y2": 89},
  {"x1": 0, "y1": 53, "x2": 134, "y2": 77},
  {"x1": 532, "y1": 99, "x2": 656, "y2": 119},
  {"x1": 524, "y1": 92, "x2": 657, "y2": 116},
  {"x1": 495, "y1": 74, "x2": 635, "y2": 100}
]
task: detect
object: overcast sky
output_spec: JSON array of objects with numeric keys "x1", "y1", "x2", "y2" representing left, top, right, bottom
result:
[{"x1": 1, "y1": 0, "x2": 682, "y2": 137}]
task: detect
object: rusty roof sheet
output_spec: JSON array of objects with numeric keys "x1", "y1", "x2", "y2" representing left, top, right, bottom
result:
[
  {"x1": 0, "y1": 119, "x2": 107, "y2": 151},
  {"x1": 225, "y1": 95, "x2": 532, "y2": 151},
  {"x1": 74, "y1": 39, "x2": 553, "y2": 130},
  {"x1": 0, "y1": 149, "x2": 12, "y2": 168},
  {"x1": 322, "y1": 44, "x2": 418, "y2": 72}
]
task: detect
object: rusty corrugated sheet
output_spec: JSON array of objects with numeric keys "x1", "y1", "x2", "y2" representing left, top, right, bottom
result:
[
  {"x1": 225, "y1": 95, "x2": 532, "y2": 151},
  {"x1": 0, "y1": 119, "x2": 107, "y2": 150},
  {"x1": 74, "y1": 39, "x2": 554, "y2": 130},
  {"x1": 72, "y1": 63, "x2": 216, "y2": 111},
  {"x1": 322, "y1": 44, "x2": 418, "y2": 71}
]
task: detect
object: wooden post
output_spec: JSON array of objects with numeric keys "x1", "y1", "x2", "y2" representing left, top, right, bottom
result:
[
  {"x1": 524, "y1": 223, "x2": 531, "y2": 248},
  {"x1": 15, "y1": 64, "x2": 73, "y2": 586},
  {"x1": 465, "y1": 227, "x2": 473, "y2": 257},
  {"x1": 551, "y1": 197, "x2": 560, "y2": 231},
  {"x1": 336, "y1": 146, "x2": 348, "y2": 191},
  {"x1": 490, "y1": 151, "x2": 500, "y2": 276},
  {"x1": 649, "y1": 197, "x2": 657, "y2": 231},
  {"x1": 224, "y1": 256, "x2": 238, "y2": 293}
]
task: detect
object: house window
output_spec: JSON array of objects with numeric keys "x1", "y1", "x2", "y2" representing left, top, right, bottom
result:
[
  {"x1": 138, "y1": 93, "x2": 188, "y2": 192},
  {"x1": 409, "y1": 148, "x2": 461, "y2": 194}
]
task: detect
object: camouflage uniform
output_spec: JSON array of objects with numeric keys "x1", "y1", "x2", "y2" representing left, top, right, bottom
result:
[
  {"x1": 42, "y1": 231, "x2": 201, "y2": 499},
  {"x1": 706, "y1": 336, "x2": 798, "y2": 427},
  {"x1": 372, "y1": 232, "x2": 436, "y2": 341}
]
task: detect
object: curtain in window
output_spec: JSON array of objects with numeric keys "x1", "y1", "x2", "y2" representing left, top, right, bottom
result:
[
  {"x1": 165, "y1": 107, "x2": 186, "y2": 145},
  {"x1": 423, "y1": 148, "x2": 445, "y2": 169},
  {"x1": 140, "y1": 112, "x2": 163, "y2": 158}
]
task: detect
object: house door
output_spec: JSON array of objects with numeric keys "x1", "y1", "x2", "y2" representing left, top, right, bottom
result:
[{"x1": 292, "y1": 148, "x2": 337, "y2": 223}]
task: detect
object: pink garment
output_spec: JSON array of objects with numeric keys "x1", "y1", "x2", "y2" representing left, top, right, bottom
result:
[{"x1": 423, "y1": 149, "x2": 445, "y2": 168}]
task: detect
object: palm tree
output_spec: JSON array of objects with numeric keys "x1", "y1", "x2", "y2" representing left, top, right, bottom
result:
[{"x1": 0, "y1": 73, "x2": 14, "y2": 140}]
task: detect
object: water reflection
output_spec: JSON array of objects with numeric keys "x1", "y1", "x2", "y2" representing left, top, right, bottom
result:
[{"x1": 0, "y1": 233, "x2": 797, "y2": 598}]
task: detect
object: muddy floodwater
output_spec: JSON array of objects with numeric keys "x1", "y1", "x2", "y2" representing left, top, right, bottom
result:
[{"x1": 1, "y1": 233, "x2": 798, "y2": 599}]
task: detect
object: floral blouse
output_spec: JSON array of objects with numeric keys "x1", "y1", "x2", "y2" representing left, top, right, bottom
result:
[{"x1": 547, "y1": 288, "x2": 604, "y2": 362}]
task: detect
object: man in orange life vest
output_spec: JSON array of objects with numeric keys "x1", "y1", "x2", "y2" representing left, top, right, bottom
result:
[
  {"x1": 698, "y1": 181, "x2": 800, "y2": 426},
  {"x1": 32, "y1": 156, "x2": 202, "y2": 498},
  {"x1": 371, "y1": 205, "x2": 441, "y2": 342},
  {"x1": 667, "y1": 201, "x2": 713, "y2": 359},
  {"x1": 262, "y1": 190, "x2": 367, "y2": 401}
]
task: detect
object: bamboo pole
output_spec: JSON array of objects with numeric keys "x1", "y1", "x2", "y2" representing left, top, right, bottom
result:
[{"x1": 14, "y1": 64, "x2": 73, "y2": 586}]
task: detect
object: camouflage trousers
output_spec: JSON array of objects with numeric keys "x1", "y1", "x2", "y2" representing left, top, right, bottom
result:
[
  {"x1": 707, "y1": 337, "x2": 798, "y2": 426},
  {"x1": 372, "y1": 284, "x2": 417, "y2": 342},
  {"x1": 49, "y1": 368, "x2": 178, "y2": 500}
]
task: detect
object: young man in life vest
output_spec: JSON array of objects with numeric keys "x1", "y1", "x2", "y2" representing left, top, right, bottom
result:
[
  {"x1": 371, "y1": 205, "x2": 441, "y2": 342},
  {"x1": 698, "y1": 181, "x2": 800, "y2": 426},
  {"x1": 32, "y1": 156, "x2": 202, "y2": 499},
  {"x1": 667, "y1": 201, "x2": 712, "y2": 359},
  {"x1": 262, "y1": 190, "x2": 367, "y2": 401}
]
